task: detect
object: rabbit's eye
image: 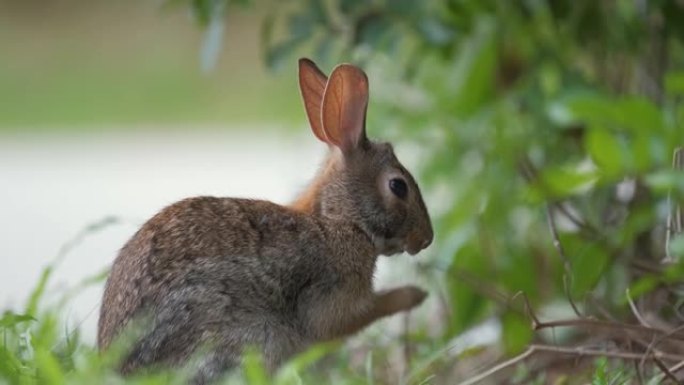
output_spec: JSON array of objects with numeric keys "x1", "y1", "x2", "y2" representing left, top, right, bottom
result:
[{"x1": 389, "y1": 178, "x2": 408, "y2": 199}]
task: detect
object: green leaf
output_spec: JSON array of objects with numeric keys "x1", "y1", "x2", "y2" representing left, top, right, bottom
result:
[
  {"x1": 561, "y1": 234, "x2": 611, "y2": 298},
  {"x1": 0, "y1": 346, "x2": 23, "y2": 383},
  {"x1": 663, "y1": 0, "x2": 684, "y2": 45},
  {"x1": 278, "y1": 341, "x2": 338, "y2": 375},
  {"x1": 0, "y1": 312, "x2": 35, "y2": 328},
  {"x1": 355, "y1": 14, "x2": 394, "y2": 48},
  {"x1": 592, "y1": 357, "x2": 608, "y2": 385},
  {"x1": 191, "y1": 0, "x2": 226, "y2": 26},
  {"x1": 498, "y1": 251, "x2": 538, "y2": 296},
  {"x1": 242, "y1": 348, "x2": 268, "y2": 385},
  {"x1": 309, "y1": 0, "x2": 328, "y2": 23},
  {"x1": 447, "y1": 240, "x2": 490, "y2": 336},
  {"x1": 35, "y1": 349, "x2": 65, "y2": 385},
  {"x1": 630, "y1": 261, "x2": 684, "y2": 298},
  {"x1": 386, "y1": 0, "x2": 422, "y2": 16},
  {"x1": 339, "y1": 0, "x2": 366, "y2": 14},
  {"x1": 664, "y1": 261, "x2": 684, "y2": 282},
  {"x1": 584, "y1": 126, "x2": 629, "y2": 177},
  {"x1": 665, "y1": 71, "x2": 684, "y2": 96},
  {"x1": 628, "y1": 275, "x2": 660, "y2": 298},
  {"x1": 568, "y1": 96, "x2": 664, "y2": 134},
  {"x1": 538, "y1": 164, "x2": 598, "y2": 198},
  {"x1": 501, "y1": 312, "x2": 532, "y2": 355},
  {"x1": 447, "y1": 16, "x2": 496, "y2": 116},
  {"x1": 645, "y1": 169, "x2": 684, "y2": 194},
  {"x1": 26, "y1": 266, "x2": 52, "y2": 317}
]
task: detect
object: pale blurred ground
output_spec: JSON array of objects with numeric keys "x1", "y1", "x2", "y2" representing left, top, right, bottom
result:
[
  {"x1": 0, "y1": 1, "x2": 427, "y2": 342},
  {"x1": 0, "y1": 128, "x2": 323, "y2": 340}
]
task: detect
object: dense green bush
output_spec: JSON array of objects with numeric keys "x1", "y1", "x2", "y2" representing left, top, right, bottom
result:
[
  {"x1": 229, "y1": 0, "x2": 684, "y2": 381},
  {"x1": 3, "y1": 0, "x2": 684, "y2": 383}
]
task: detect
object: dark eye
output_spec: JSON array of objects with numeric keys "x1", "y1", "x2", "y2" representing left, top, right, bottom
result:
[{"x1": 389, "y1": 178, "x2": 408, "y2": 199}]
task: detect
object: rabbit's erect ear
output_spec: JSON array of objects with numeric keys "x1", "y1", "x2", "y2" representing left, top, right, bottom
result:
[
  {"x1": 298, "y1": 58, "x2": 329, "y2": 143},
  {"x1": 321, "y1": 63, "x2": 369, "y2": 153}
]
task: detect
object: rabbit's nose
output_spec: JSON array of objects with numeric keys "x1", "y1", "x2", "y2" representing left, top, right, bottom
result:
[{"x1": 421, "y1": 226, "x2": 434, "y2": 250}]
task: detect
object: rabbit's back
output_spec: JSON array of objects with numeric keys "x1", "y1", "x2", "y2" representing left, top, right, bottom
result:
[{"x1": 98, "y1": 196, "x2": 359, "y2": 373}]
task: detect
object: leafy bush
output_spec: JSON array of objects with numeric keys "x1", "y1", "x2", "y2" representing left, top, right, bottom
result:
[{"x1": 253, "y1": 0, "x2": 684, "y2": 381}]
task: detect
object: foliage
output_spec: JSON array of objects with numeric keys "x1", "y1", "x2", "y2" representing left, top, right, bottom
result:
[{"x1": 251, "y1": 0, "x2": 684, "y2": 381}]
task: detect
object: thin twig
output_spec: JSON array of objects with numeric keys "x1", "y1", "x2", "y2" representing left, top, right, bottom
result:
[
  {"x1": 640, "y1": 335, "x2": 658, "y2": 378},
  {"x1": 666, "y1": 147, "x2": 684, "y2": 263},
  {"x1": 519, "y1": 157, "x2": 595, "y2": 232},
  {"x1": 457, "y1": 347, "x2": 535, "y2": 385},
  {"x1": 553, "y1": 201, "x2": 589, "y2": 231},
  {"x1": 512, "y1": 291, "x2": 541, "y2": 328},
  {"x1": 532, "y1": 318, "x2": 684, "y2": 341},
  {"x1": 586, "y1": 294, "x2": 678, "y2": 367},
  {"x1": 531, "y1": 344, "x2": 684, "y2": 363},
  {"x1": 545, "y1": 205, "x2": 583, "y2": 317},
  {"x1": 652, "y1": 355, "x2": 680, "y2": 384},
  {"x1": 512, "y1": 290, "x2": 683, "y2": 342},
  {"x1": 450, "y1": 268, "x2": 511, "y2": 306},
  {"x1": 54, "y1": 216, "x2": 122, "y2": 268},
  {"x1": 423, "y1": 263, "x2": 515, "y2": 312},
  {"x1": 520, "y1": 157, "x2": 588, "y2": 317},
  {"x1": 627, "y1": 288, "x2": 652, "y2": 328},
  {"x1": 638, "y1": 334, "x2": 680, "y2": 384},
  {"x1": 641, "y1": 323, "x2": 684, "y2": 356},
  {"x1": 669, "y1": 360, "x2": 684, "y2": 374},
  {"x1": 642, "y1": 323, "x2": 684, "y2": 385},
  {"x1": 448, "y1": 268, "x2": 684, "y2": 359},
  {"x1": 45, "y1": 216, "x2": 125, "y2": 350},
  {"x1": 631, "y1": 258, "x2": 665, "y2": 274},
  {"x1": 458, "y1": 344, "x2": 684, "y2": 385},
  {"x1": 634, "y1": 359, "x2": 645, "y2": 385}
]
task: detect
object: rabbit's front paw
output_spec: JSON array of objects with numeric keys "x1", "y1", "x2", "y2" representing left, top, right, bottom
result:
[{"x1": 385, "y1": 285, "x2": 427, "y2": 314}]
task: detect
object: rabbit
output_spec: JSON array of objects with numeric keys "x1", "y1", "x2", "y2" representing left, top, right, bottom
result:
[{"x1": 97, "y1": 58, "x2": 433, "y2": 384}]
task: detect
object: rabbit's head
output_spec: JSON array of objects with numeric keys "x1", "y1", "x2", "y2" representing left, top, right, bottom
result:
[{"x1": 294, "y1": 59, "x2": 433, "y2": 256}]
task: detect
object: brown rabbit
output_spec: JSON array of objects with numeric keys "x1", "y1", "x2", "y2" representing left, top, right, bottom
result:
[{"x1": 97, "y1": 58, "x2": 433, "y2": 384}]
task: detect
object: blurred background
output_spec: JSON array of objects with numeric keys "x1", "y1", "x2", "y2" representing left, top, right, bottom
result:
[
  {"x1": 0, "y1": 0, "x2": 325, "y2": 339},
  {"x1": 3, "y1": 0, "x2": 684, "y2": 384}
]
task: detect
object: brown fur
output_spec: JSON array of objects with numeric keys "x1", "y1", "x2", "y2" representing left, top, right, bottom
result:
[
  {"x1": 290, "y1": 153, "x2": 336, "y2": 213},
  {"x1": 97, "y1": 59, "x2": 433, "y2": 384}
]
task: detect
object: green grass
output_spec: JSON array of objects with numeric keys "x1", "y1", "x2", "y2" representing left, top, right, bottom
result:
[
  {"x1": 1, "y1": 262, "x2": 662, "y2": 385},
  {"x1": 0, "y1": 60, "x2": 301, "y2": 131},
  {"x1": 0, "y1": 1, "x2": 303, "y2": 132}
]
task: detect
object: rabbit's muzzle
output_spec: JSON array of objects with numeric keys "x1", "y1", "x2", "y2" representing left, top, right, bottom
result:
[
  {"x1": 404, "y1": 235, "x2": 432, "y2": 256},
  {"x1": 403, "y1": 224, "x2": 433, "y2": 256}
]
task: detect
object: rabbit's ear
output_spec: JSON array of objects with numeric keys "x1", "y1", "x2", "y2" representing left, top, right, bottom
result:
[
  {"x1": 321, "y1": 64, "x2": 369, "y2": 152},
  {"x1": 298, "y1": 58, "x2": 329, "y2": 143}
]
